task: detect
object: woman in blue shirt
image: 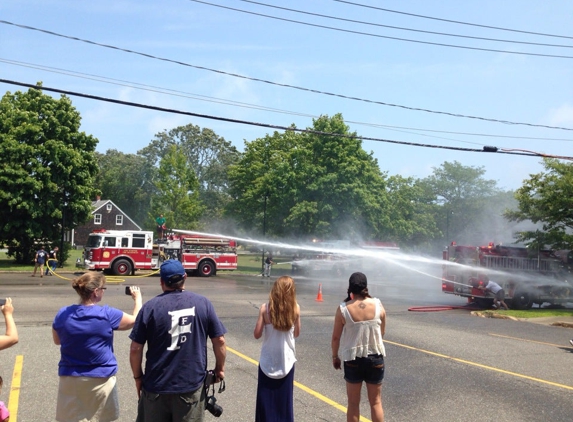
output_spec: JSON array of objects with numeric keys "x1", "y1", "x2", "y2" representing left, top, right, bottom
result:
[{"x1": 52, "y1": 272, "x2": 142, "y2": 422}]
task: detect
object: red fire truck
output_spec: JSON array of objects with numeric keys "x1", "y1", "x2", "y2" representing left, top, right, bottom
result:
[
  {"x1": 442, "y1": 242, "x2": 572, "y2": 309},
  {"x1": 83, "y1": 230, "x2": 237, "y2": 277}
]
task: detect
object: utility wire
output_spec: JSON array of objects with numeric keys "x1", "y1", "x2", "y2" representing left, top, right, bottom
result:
[
  {"x1": 237, "y1": 0, "x2": 573, "y2": 49},
  {"x1": 5, "y1": 58, "x2": 571, "y2": 144},
  {"x1": 2, "y1": 78, "x2": 572, "y2": 161},
  {"x1": 2, "y1": 20, "x2": 572, "y2": 132},
  {"x1": 332, "y1": 0, "x2": 573, "y2": 40},
  {"x1": 187, "y1": 0, "x2": 573, "y2": 60}
]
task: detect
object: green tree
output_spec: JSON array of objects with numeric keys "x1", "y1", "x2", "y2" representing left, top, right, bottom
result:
[
  {"x1": 505, "y1": 158, "x2": 573, "y2": 249},
  {"x1": 139, "y1": 124, "x2": 240, "y2": 223},
  {"x1": 150, "y1": 144, "x2": 203, "y2": 230},
  {"x1": 420, "y1": 161, "x2": 502, "y2": 247},
  {"x1": 0, "y1": 85, "x2": 98, "y2": 263},
  {"x1": 95, "y1": 150, "x2": 155, "y2": 226},
  {"x1": 228, "y1": 114, "x2": 425, "y2": 241}
]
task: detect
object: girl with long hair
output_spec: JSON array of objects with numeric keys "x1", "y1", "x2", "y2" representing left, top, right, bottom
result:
[{"x1": 253, "y1": 276, "x2": 301, "y2": 421}]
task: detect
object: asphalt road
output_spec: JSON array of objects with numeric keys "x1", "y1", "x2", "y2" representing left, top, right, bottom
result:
[{"x1": 1, "y1": 269, "x2": 573, "y2": 422}]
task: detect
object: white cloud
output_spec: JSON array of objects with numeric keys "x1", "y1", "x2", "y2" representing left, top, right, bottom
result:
[{"x1": 546, "y1": 104, "x2": 573, "y2": 126}]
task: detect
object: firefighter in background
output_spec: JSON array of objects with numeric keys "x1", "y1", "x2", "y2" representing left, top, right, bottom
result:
[
  {"x1": 478, "y1": 276, "x2": 509, "y2": 310},
  {"x1": 155, "y1": 214, "x2": 166, "y2": 239},
  {"x1": 263, "y1": 254, "x2": 274, "y2": 277}
]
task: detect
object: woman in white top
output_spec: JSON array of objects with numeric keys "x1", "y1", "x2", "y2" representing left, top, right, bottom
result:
[
  {"x1": 331, "y1": 272, "x2": 386, "y2": 422},
  {"x1": 254, "y1": 276, "x2": 301, "y2": 422}
]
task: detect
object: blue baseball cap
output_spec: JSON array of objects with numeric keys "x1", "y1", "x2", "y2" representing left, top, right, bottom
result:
[{"x1": 160, "y1": 259, "x2": 186, "y2": 285}]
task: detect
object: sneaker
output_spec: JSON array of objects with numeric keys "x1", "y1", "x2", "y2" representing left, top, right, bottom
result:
[{"x1": 569, "y1": 339, "x2": 573, "y2": 347}]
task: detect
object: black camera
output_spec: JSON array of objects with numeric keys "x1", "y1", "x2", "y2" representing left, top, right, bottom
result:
[
  {"x1": 0, "y1": 299, "x2": 5, "y2": 306},
  {"x1": 204, "y1": 370, "x2": 224, "y2": 417},
  {"x1": 205, "y1": 394, "x2": 223, "y2": 417},
  {"x1": 125, "y1": 286, "x2": 132, "y2": 295}
]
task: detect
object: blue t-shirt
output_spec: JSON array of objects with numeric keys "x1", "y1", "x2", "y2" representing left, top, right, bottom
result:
[
  {"x1": 53, "y1": 305, "x2": 124, "y2": 377},
  {"x1": 36, "y1": 250, "x2": 48, "y2": 264},
  {"x1": 130, "y1": 290, "x2": 226, "y2": 394}
]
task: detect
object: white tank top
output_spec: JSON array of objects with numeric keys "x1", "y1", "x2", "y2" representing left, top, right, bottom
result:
[
  {"x1": 259, "y1": 305, "x2": 297, "y2": 379},
  {"x1": 339, "y1": 298, "x2": 386, "y2": 361}
]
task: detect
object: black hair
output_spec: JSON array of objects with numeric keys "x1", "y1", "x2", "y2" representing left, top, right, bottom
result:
[{"x1": 344, "y1": 272, "x2": 371, "y2": 302}]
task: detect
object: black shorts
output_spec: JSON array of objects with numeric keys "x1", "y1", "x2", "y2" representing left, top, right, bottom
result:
[
  {"x1": 343, "y1": 354, "x2": 385, "y2": 385},
  {"x1": 495, "y1": 289, "x2": 505, "y2": 301}
]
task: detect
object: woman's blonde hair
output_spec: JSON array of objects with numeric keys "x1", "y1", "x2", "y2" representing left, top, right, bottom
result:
[
  {"x1": 72, "y1": 272, "x2": 106, "y2": 302},
  {"x1": 268, "y1": 276, "x2": 297, "y2": 331}
]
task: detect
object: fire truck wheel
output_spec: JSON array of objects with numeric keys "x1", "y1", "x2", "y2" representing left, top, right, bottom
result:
[
  {"x1": 511, "y1": 290, "x2": 533, "y2": 310},
  {"x1": 198, "y1": 261, "x2": 214, "y2": 277},
  {"x1": 112, "y1": 259, "x2": 133, "y2": 276}
]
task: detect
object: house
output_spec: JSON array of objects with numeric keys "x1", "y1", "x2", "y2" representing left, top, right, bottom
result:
[{"x1": 73, "y1": 197, "x2": 142, "y2": 247}]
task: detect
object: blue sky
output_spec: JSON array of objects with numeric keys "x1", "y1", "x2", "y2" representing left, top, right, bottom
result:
[{"x1": 1, "y1": 0, "x2": 572, "y2": 190}]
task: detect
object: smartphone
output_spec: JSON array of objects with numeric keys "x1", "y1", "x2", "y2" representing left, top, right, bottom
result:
[
  {"x1": 125, "y1": 286, "x2": 131, "y2": 295},
  {"x1": 0, "y1": 299, "x2": 6, "y2": 306}
]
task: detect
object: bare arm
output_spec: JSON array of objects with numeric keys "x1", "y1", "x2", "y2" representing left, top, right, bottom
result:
[
  {"x1": 211, "y1": 335, "x2": 226, "y2": 382},
  {"x1": 293, "y1": 303, "x2": 301, "y2": 338},
  {"x1": 253, "y1": 303, "x2": 266, "y2": 339},
  {"x1": 0, "y1": 298, "x2": 18, "y2": 350},
  {"x1": 129, "y1": 341, "x2": 145, "y2": 398},
  {"x1": 52, "y1": 328, "x2": 61, "y2": 345},
  {"x1": 380, "y1": 303, "x2": 386, "y2": 337},
  {"x1": 331, "y1": 306, "x2": 344, "y2": 370},
  {"x1": 118, "y1": 286, "x2": 143, "y2": 331}
]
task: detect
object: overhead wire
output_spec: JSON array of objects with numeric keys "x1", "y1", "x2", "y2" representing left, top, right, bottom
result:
[
  {"x1": 2, "y1": 78, "x2": 572, "y2": 161},
  {"x1": 237, "y1": 0, "x2": 573, "y2": 49},
  {"x1": 5, "y1": 58, "x2": 571, "y2": 146},
  {"x1": 186, "y1": 0, "x2": 573, "y2": 60},
  {"x1": 1, "y1": 20, "x2": 572, "y2": 132},
  {"x1": 332, "y1": 0, "x2": 573, "y2": 40}
]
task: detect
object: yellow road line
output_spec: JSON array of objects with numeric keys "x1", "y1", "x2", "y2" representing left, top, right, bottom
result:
[
  {"x1": 226, "y1": 346, "x2": 371, "y2": 422},
  {"x1": 489, "y1": 332, "x2": 566, "y2": 348},
  {"x1": 8, "y1": 355, "x2": 23, "y2": 422},
  {"x1": 384, "y1": 339, "x2": 573, "y2": 391}
]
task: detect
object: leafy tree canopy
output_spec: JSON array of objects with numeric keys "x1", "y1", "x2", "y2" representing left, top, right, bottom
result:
[
  {"x1": 227, "y1": 114, "x2": 435, "y2": 242},
  {"x1": 505, "y1": 158, "x2": 573, "y2": 249},
  {"x1": 95, "y1": 150, "x2": 155, "y2": 227},
  {"x1": 139, "y1": 123, "x2": 240, "y2": 222},
  {"x1": 0, "y1": 85, "x2": 98, "y2": 263},
  {"x1": 149, "y1": 144, "x2": 203, "y2": 230}
]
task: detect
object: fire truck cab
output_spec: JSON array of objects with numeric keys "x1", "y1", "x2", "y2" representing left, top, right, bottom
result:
[
  {"x1": 83, "y1": 230, "x2": 237, "y2": 277},
  {"x1": 442, "y1": 242, "x2": 572, "y2": 309}
]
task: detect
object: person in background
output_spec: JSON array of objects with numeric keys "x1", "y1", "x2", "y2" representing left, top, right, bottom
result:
[
  {"x1": 0, "y1": 376, "x2": 9, "y2": 422},
  {"x1": 0, "y1": 298, "x2": 18, "y2": 351},
  {"x1": 31, "y1": 245, "x2": 48, "y2": 278},
  {"x1": 331, "y1": 272, "x2": 386, "y2": 422},
  {"x1": 45, "y1": 246, "x2": 59, "y2": 276},
  {"x1": 52, "y1": 273, "x2": 142, "y2": 422},
  {"x1": 155, "y1": 214, "x2": 166, "y2": 240},
  {"x1": 254, "y1": 276, "x2": 301, "y2": 422},
  {"x1": 263, "y1": 254, "x2": 274, "y2": 277},
  {"x1": 478, "y1": 276, "x2": 509, "y2": 310},
  {"x1": 129, "y1": 259, "x2": 226, "y2": 422}
]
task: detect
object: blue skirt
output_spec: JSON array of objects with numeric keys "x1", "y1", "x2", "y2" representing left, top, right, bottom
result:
[{"x1": 255, "y1": 365, "x2": 295, "y2": 422}]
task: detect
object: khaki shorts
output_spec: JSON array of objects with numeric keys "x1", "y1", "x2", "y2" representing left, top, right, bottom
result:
[{"x1": 56, "y1": 375, "x2": 119, "y2": 422}]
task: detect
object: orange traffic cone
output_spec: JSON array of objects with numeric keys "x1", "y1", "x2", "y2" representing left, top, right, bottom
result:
[{"x1": 315, "y1": 284, "x2": 323, "y2": 302}]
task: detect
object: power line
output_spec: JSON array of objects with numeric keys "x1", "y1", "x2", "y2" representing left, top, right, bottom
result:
[
  {"x1": 237, "y1": 0, "x2": 573, "y2": 49},
  {"x1": 5, "y1": 57, "x2": 570, "y2": 145},
  {"x1": 2, "y1": 78, "x2": 572, "y2": 160},
  {"x1": 187, "y1": 0, "x2": 573, "y2": 59},
  {"x1": 332, "y1": 0, "x2": 573, "y2": 40},
  {"x1": 2, "y1": 20, "x2": 572, "y2": 132}
]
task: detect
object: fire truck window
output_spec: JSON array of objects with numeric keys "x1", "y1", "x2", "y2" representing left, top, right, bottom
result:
[
  {"x1": 122, "y1": 238, "x2": 129, "y2": 247},
  {"x1": 132, "y1": 237, "x2": 145, "y2": 248},
  {"x1": 104, "y1": 237, "x2": 116, "y2": 247}
]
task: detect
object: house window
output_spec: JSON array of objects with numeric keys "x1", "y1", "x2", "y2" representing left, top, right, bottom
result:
[
  {"x1": 116, "y1": 215, "x2": 123, "y2": 226},
  {"x1": 94, "y1": 214, "x2": 102, "y2": 225},
  {"x1": 106, "y1": 203, "x2": 112, "y2": 211}
]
